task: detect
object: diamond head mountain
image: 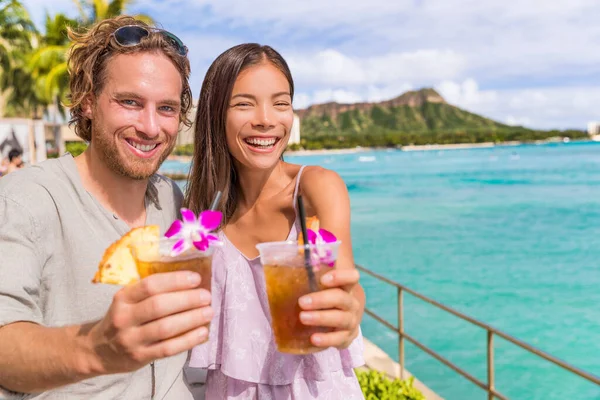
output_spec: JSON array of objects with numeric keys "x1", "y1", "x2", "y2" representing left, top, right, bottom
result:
[
  {"x1": 290, "y1": 88, "x2": 585, "y2": 150},
  {"x1": 296, "y1": 88, "x2": 506, "y2": 133}
]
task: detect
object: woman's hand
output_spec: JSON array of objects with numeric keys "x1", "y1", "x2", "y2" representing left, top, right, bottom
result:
[{"x1": 298, "y1": 268, "x2": 362, "y2": 349}]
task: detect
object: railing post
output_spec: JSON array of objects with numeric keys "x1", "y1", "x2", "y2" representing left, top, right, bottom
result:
[
  {"x1": 398, "y1": 287, "x2": 405, "y2": 380},
  {"x1": 357, "y1": 264, "x2": 600, "y2": 398},
  {"x1": 487, "y1": 330, "x2": 495, "y2": 400}
]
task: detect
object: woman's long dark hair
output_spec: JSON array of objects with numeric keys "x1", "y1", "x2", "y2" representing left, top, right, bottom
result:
[{"x1": 184, "y1": 43, "x2": 295, "y2": 224}]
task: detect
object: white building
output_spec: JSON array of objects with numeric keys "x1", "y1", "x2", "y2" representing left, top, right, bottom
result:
[
  {"x1": 289, "y1": 114, "x2": 301, "y2": 145},
  {"x1": 587, "y1": 121, "x2": 600, "y2": 136}
]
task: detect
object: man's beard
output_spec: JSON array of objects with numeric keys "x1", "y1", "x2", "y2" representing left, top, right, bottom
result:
[{"x1": 91, "y1": 120, "x2": 175, "y2": 180}]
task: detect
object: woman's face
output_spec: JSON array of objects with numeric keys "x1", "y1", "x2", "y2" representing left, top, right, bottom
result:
[{"x1": 225, "y1": 61, "x2": 294, "y2": 171}]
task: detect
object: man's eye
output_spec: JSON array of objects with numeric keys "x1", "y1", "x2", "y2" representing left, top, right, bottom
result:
[
  {"x1": 160, "y1": 106, "x2": 176, "y2": 112},
  {"x1": 121, "y1": 99, "x2": 138, "y2": 106}
]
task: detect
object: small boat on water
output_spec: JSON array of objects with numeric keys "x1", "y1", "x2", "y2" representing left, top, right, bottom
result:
[{"x1": 358, "y1": 155, "x2": 376, "y2": 162}]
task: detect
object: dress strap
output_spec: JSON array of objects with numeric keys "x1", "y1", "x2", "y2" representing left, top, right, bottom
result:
[{"x1": 292, "y1": 165, "x2": 307, "y2": 211}]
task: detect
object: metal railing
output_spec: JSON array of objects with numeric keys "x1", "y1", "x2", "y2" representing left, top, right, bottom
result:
[{"x1": 356, "y1": 264, "x2": 600, "y2": 400}]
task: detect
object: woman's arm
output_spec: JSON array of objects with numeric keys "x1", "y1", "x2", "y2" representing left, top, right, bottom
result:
[{"x1": 298, "y1": 166, "x2": 365, "y2": 348}]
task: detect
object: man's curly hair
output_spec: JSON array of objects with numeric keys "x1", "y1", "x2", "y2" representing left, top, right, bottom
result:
[{"x1": 66, "y1": 16, "x2": 193, "y2": 142}]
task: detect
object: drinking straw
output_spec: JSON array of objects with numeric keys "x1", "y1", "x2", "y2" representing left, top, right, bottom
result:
[
  {"x1": 210, "y1": 190, "x2": 222, "y2": 211},
  {"x1": 297, "y1": 195, "x2": 318, "y2": 292}
]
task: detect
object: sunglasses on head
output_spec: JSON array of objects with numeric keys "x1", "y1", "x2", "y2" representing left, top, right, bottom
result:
[{"x1": 112, "y1": 25, "x2": 188, "y2": 56}]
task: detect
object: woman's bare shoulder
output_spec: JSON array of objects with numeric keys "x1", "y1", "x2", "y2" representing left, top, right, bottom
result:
[{"x1": 299, "y1": 166, "x2": 348, "y2": 210}]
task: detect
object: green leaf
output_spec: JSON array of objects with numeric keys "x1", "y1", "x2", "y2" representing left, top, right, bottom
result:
[{"x1": 355, "y1": 369, "x2": 426, "y2": 400}]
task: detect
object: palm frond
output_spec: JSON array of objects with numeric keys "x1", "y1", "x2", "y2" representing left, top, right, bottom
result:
[
  {"x1": 92, "y1": 0, "x2": 109, "y2": 20},
  {"x1": 44, "y1": 62, "x2": 69, "y2": 101},
  {"x1": 28, "y1": 45, "x2": 68, "y2": 74}
]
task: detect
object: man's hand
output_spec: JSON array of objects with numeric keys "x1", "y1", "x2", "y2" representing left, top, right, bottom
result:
[
  {"x1": 88, "y1": 270, "x2": 213, "y2": 374},
  {"x1": 298, "y1": 268, "x2": 362, "y2": 349}
]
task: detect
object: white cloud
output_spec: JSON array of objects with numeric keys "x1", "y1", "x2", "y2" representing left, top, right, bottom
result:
[
  {"x1": 295, "y1": 78, "x2": 600, "y2": 130},
  {"x1": 22, "y1": 0, "x2": 78, "y2": 28},
  {"x1": 182, "y1": 0, "x2": 413, "y2": 30},
  {"x1": 19, "y1": 0, "x2": 600, "y2": 129},
  {"x1": 312, "y1": 89, "x2": 363, "y2": 105},
  {"x1": 365, "y1": 82, "x2": 414, "y2": 103},
  {"x1": 437, "y1": 79, "x2": 498, "y2": 110},
  {"x1": 178, "y1": 35, "x2": 241, "y2": 94},
  {"x1": 293, "y1": 93, "x2": 312, "y2": 110},
  {"x1": 164, "y1": 0, "x2": 600, "y2": 86},
  {"x1": 292, "y1": 89, "x2": 364, "y2": 109},
  {"x1": 288, "y1": 49, "x2": 466, "y2": 87},
  {"x1": 505, "y1": 116, "x2": 533, "y2": 127},
  {"x1": 436, "y1": 79, "x2": 600, "y2": 129}
]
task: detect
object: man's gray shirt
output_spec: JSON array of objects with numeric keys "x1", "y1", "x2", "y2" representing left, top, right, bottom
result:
[{"x1": 0, "y1": 154, "x2": 195, "y2": 399}]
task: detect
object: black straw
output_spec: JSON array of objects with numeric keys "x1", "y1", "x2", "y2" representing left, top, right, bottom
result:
[
  {"x1": 209, "y1": 191, "x2": 222, "y2": 211},
  {"x1": 297, "y1": 195, "x2": 318, "y2": 292}
]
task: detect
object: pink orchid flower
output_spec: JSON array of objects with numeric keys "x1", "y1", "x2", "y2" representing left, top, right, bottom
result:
[
  {"x1": 306, "y1": 228, "x2": 337, "y2": 267},
  {"x1": 164, "y1": 208, "x2": 223, "y2": 256}
]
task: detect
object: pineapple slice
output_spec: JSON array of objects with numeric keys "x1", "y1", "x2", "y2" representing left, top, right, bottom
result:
[
  {"x1": 92, "y1": 225, "x2": 159, "y2": 285},
  {"x1": 298, "y1": 216, "x2": 320, "y2": 245}
]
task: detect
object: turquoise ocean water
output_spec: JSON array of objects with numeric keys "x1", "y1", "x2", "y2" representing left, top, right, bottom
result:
[{"x1": 162, "y1": 141, "x2": 600, "y2": 400}]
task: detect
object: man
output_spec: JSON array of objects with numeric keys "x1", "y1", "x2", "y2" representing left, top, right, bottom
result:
[
  {"x1": 0, "y1": 157, "x2": 8, "y2": 176},
  {"x1": 5, "y1": 149, "x2": 24, "y2": 174},
  {"x1": 0, "y1": 16, "x2": 211, "y2": 399}
]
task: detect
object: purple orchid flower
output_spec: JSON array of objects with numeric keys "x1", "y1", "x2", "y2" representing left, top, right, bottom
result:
[
  {"x1": 164, "y1": 208, "x2": 223, "y2": 256},
  {"x1": 306, "y1": 228, "x2": 337, "y2": 267}
]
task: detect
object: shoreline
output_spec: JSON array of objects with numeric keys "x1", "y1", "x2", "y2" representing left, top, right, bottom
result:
[
  {"x1": 167, "y1": 137, "x2": 584, "y2": 163},
  {"x1": 399, "y1": 141, "x2": 521, "y2": 152},
  {"x1": 284, "y1": 147, "x2": 370, "y2": 156},
  {"x1": 165, "y1": 147, "x2": 369, "y2": 164}
]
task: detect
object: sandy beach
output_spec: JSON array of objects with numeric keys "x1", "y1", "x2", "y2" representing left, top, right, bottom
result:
[
  {"x1": 167, "y1": 146, "x2": 368, "y2": 162},
  {"x1": 399, "y1": 141, "x2": 522, "y2": 152},
  {"x1": 166, "y1": 137, "x2": 580, "y2": 162}
]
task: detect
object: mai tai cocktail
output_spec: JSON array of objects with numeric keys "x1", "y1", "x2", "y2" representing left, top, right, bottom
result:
[
  {"x1": 129, "y1": 208, "x2": 223, "y2": 294},
  {"x1": 93, "y1": 208, "x2": 223, "y2": 338},
  {"x1": 257, "y1": 220, "x2": 340, "y2": 355},
  {"x1": 93, "y1": 208, "x2": 222, "y2": 295}
]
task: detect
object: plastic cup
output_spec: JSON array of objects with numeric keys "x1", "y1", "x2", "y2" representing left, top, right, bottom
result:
[
  {"x1": 129, "y1": 236, "x2": 222, "y2": 334},
  {"x1": 256, "y1": 240, "x2": 341, "y2": 354},
  {"x1": 129, "y1": 236, "x2": 220, "y2": 290}
]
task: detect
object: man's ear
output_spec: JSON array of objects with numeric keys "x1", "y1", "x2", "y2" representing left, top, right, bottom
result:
[{"x1": 82, "y1": 95, "x2": 93, "y2": 119}]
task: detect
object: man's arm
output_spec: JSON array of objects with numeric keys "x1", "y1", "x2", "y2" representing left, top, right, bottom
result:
[
  {"x1": 0, "y1": 194, "x2": 213, "y2": 393},
  {"x1": 0, "y1": 322, "x2": 99, "y2": 393},
  {"x1": 0, "y1": 271, "x2": 213, "y2": 393}
]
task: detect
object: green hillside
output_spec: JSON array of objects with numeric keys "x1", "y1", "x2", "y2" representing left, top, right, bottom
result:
[
  {"x1": 291, "y1": 89, "x2": 586, "y2": 150},
  {"x1": 301, "y1": 102, "x2": 508, "y2": 136}
]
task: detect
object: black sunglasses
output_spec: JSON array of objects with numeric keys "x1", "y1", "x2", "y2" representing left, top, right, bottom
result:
[{"x1": 113, "y1": 25, "x2": 188, "y2": 56}]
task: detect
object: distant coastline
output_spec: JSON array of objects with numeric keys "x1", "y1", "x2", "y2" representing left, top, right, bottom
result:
[
  {"x1": 399, "y1": 141, "x2": 521, "y2": 152},
  {"x1": 166, "y1": 137, "x2": 584, "y2": 165},
  {"x1": 285, "y1": 147, "x2": 368, "y2": 156},
  {"x1": 166, "y1": 147, "x2": 369, "y2": 164}
]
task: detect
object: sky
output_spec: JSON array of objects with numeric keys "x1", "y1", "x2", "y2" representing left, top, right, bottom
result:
[{"x1": 20, "y1": 0, "x2": 600, "y2": 130}]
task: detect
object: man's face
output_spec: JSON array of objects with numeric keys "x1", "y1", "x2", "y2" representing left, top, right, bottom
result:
[{"x1": 87, "y1": 52, "x2": 183, "y2": 180}]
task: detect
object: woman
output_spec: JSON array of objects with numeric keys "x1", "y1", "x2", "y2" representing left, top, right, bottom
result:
[{"x1": 185, "y1": 43, "x2": 365, "y2": 399}]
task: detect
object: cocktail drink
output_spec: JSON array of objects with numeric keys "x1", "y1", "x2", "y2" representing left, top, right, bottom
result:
[
  {"x1": 129, "y1": 235, "x2": 219, "y2": 293},
  {"x1": 256, "y1": 240, "x2": 341, "y2": 354},
  {"x1": 92, "y1": 206, "x2": 224, "y2": 344}
]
